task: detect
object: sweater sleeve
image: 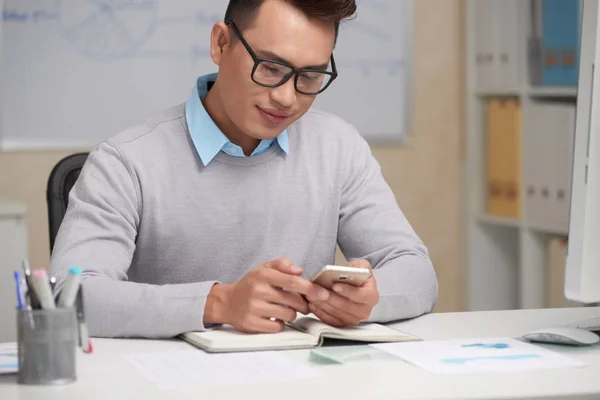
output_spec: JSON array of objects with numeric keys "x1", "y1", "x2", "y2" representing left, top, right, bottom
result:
[
  {"x1": 49, "y1": 142, "x2": 219, "y2": 338},
  {"x1": 337, "y1": 129, "x2": 439, "y2": 323}
]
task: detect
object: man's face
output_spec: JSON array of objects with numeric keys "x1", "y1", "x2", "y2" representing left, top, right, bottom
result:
[{"x1": 213, "y1": 0, "x2": 336, "y2": 140}]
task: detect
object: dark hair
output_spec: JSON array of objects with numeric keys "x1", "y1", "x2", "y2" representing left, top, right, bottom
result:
[{"x1": 224, "y1": 0, "x2": 357, "y2": 44}]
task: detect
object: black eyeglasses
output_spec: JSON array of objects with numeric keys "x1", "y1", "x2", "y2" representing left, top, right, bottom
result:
[{"x1": 226, "y1": 20, "x2": 338, "y2": 95}]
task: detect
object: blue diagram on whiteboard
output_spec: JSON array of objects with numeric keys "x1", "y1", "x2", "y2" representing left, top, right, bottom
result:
[
  {"x1": 58, "y1": 0, "x2": 159, "y2": 61},
  {"x1": 0, "y1": 0, "x2": 411, "y2": 146},
  {"x1": 2, "y1": 0, "x2": 404, "y2": 78},
  {"x1": 1, "y1": 0, "x2": 218, "y2": 62}
]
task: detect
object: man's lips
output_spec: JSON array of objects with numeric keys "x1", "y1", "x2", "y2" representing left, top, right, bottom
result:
[
  {"x1": 258, "y1": 107, "x2": 291, "y2": 118},
  {"x1": 257, "y1": 106, "x2": 291, "y2": 124}
]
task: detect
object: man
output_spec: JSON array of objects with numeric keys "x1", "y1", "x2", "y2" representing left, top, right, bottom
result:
[{"x1": 50, "y1": 0, "x2": 438, "y2": 338}]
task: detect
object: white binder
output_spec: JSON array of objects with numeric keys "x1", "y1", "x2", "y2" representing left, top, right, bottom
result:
[
  {"x1": 523, "y1": 102, "x2": 546, "y2": 227},
  {"x1": 553, "y1": 104, "x2": 577, "y2": 232},
  {"x1": 540, "y1": 103, "x2": 562, "y2": 231},
  {"x1": 497, "y1": 0, "x2": 521, "y2": 87},
  {"x1": 474, "y1": 0, "x2": 496, "y2": 88},
  {"x1": 491, "y1": 0, "x2": 504, "y2": 87}
]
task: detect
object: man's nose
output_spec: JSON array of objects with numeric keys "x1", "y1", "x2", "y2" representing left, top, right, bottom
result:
[{"x1": 270, "y1": 77, "x2": 297, "y2": 108}]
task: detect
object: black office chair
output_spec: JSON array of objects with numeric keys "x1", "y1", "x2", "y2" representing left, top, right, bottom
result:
[{"x1": 46, "y1": 152, "x2": 89, "y2": 252}]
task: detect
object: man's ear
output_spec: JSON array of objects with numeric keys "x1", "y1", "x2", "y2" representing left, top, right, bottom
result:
[{"x1": 209, "y1": 22, "x2": 231, "y2": 65}]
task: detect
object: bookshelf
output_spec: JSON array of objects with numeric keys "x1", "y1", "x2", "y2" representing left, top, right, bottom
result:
[{"x1": 464, "y1": 0, "x2": 578, "y2": 311}]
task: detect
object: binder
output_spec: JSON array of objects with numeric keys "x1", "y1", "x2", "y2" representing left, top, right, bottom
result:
[
  {"x1": 486, "y1": 98, "x2": 521, "y2": 218},
  {"x1": 547, "y1": 236, "x2": 566, "y2": 308},
  {"x1": 524, "y1": 101, "x2": 574, "y2": 231},
  {"x1": 546, "y1": 236, "x2": 580, "y2": 308},
  {"x1": 528, "y1": 0, "x2": 544, "y2": 85},
  {"x1": 474, "y1": 0, "x2": 496, "y2": 88},
  {"x1": 552, "y1": 104, "x2": 576, "y2": 232},
  {"x1": 486, "y1": 100, "x2": 505, "y2": 215},
  {"x1": 523, "y1": 101, "x2": 549, "y2": 227},
  {"x1": 491, "y1": 0, "x2": 505, "y2": 86},
  {"x1": 531, "y1": 103, "x2": 561, "y2": 229},
  {"x1": 497, "y1": 0, "x2": 521, "y2": 87},
  {"x1": 539, "y1": 0, "x2": 581, "y2": 86},
  {"x1": 502, "y1": 99, "x2": 522, "y2": 218},
  {"x1": 475, "y1": 0, "x2": 521, "y2": 88}
]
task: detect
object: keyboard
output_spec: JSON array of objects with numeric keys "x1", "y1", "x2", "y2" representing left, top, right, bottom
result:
[{"x1": 574, "y1": 316, "x2": 600, "y2": 332}]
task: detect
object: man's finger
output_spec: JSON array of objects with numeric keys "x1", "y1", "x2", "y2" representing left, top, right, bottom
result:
[
  {"x1": 271, "y1": 288, "x2": 309, "y2": 314},
  {"x1": 261, "y1": 268, "x2": 329, "y2": 302},
  {"x1": 262, "y1": 286, "x2": 309, "y2": 314},
  {"x1": 239, "y1": 316, "x2": 285, "y2": 334},
  {"x1": 254, "y1": 318, "x2": 285, "y2": 333},
  {"x1": 259, "y1": 302, "x2": 297, "y2": 323},
  {"x1": 314, "y1": 300, "x2": 362, "y2": 326},
  {"x1": 314, "y1": 289, "x2": 370, "y2": 318},
  {"x1": 331, "y1": 278, "x2": 377, "y2": 304},
  {"x1": 265, "y1": 258, "x2": 303, "y2": 275},
  {"x1": 308, "y1": 303, "x2": 345, "y2": 327}
]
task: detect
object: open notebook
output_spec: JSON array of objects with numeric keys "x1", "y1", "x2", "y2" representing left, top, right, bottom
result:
[{"x1": 180, "y1": 315, "x2": 421, "y2": 353}]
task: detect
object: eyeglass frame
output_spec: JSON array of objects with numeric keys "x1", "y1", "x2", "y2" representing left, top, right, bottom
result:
[{"x1": 225, "y1": 20, "x2": 338, "y2": 95}]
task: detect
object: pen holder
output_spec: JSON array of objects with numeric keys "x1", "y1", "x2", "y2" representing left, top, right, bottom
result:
[{"x1": 16, "y1": 307, "x2": 78, "y2": 385}]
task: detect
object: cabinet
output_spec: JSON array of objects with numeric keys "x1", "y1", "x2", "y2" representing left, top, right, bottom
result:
[
  {"x1": 0, "y1": 199, "x2": 28, "y2": 342},
  {"x1": 465, "y1": 0, "x2": 581, "y2": 310}
]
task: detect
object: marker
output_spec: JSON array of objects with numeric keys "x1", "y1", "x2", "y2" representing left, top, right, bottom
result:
[
  {"x1": 57, "y1": 266, "x2": 83, "y2": 308},
  {"x1": 76, "y1": 287, "x2": 92, "y2": 354},
  {"x1": 31, "y1": 268, "x2": 55, "y2": 310},
  {"x1": 13, "y1": 271, "x2": 25, "y2": 310}
]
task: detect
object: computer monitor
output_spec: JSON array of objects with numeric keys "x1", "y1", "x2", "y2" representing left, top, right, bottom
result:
[{"x1": 565, "y1": 0, "x2": 600, "y2": 304}]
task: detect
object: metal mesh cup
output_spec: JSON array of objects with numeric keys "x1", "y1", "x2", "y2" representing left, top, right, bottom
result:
[{"x1": 17, "y1": 308, "x2": 78, "y2": 385}]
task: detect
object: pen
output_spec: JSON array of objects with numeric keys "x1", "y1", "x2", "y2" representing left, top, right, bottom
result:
[
  {"x1": 17, "y1": 267, "x2": 36, "y2": 328},
  {"x1": 31, "y1": 268, "x2": 55, "y2": 310},
  {"x1": 22, "y1": 259, "x2": 40, "y2": 309},
  {"x1": 21, "y1": 259, "x2": 30, "y2": 277},
  {"x1": 50, "y1": 276, "x2": 58, "y2": 300},
  {"x1": 57, "y1": 266, "x2": 82, "y2": 308},
  {"x1": 76, "y1": 287, "x2": 92, "y2": 354},
  {"x1": 13, "y1": 271, "x2": 25, "y2": 310}
]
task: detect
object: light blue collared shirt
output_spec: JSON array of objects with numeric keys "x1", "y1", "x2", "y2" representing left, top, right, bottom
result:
[{"x1": 185, "y1": 73, "x2": 289, "y2": 166}]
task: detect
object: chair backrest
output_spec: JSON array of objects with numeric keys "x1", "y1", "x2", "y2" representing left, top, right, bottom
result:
[{"x1": 46, "y1": 152, "x2": 89, "y2": 253}]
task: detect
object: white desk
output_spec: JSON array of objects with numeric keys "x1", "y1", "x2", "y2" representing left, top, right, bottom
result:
[{"x1": 1, "y1": 307, "x2": 599, "y2": 399}]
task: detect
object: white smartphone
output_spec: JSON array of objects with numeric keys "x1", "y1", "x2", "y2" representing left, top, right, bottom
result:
[{"x1": 310, "y1": 265, "x2": 372, "y2": 289}]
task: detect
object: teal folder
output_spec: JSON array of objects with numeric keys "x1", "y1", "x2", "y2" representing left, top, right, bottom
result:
[{"x1": 541, "y1": 0, "x2": 581, "y2": 86}]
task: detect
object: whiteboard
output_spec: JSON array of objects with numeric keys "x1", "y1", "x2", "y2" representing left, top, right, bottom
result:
[{"x1": 0, "y1": 0, "x2": 412, "y2": 150}]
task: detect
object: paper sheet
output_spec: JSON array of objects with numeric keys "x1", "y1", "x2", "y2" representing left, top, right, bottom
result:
[
  {"x1": 124, "y1": 350, "x2": 319, "y2": 389},
  {"x1": 371, "y1": 337, "x2": 587, "y2": 374},
  {"x1": 0, "y1": 342, "x2": 18, "y2": 375}
]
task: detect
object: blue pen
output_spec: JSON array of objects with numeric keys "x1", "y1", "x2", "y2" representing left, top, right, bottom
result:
[{"x1": 13, "y1": 271, "x2": 25, "y2": 310}]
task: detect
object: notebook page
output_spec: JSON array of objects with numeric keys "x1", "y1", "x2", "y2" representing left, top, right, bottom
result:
[
  {"x1": 291, "y1": 316, "x2": 419, "y2": 342},
  {"x1": 182, "y1": 324, "x2": 317, "y2": 352}
]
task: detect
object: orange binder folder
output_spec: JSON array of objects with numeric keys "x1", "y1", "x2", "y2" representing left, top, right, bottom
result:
[{"x1": 486, "y1": 98, "x2": 522, "y2": 218}]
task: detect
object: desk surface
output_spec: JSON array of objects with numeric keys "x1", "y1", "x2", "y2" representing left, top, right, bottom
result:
[{"x1": 1, "y1": 307, "x2": 599, "y2": 400}]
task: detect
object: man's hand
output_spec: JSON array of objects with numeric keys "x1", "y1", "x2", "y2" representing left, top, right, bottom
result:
[
  {"x1": 308, "y1": 259, "x2": 379, "y2": 327},
  {"x1": 204, "y1": 258, "x2": 330, "y2": 333}
]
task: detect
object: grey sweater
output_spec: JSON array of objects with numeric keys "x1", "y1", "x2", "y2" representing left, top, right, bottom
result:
[{"x1": 49, "y1": 104, "x2": 438, "y2": 338}]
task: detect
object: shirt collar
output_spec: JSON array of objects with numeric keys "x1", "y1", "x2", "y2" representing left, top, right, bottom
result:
[{"x1": 185, "y1": 73, "x2": 289, "y2": 166}]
